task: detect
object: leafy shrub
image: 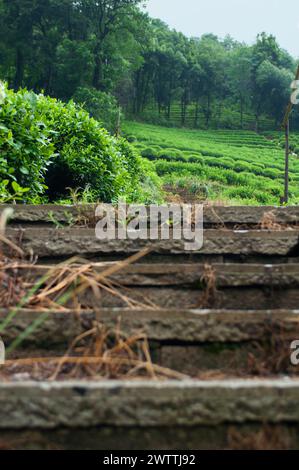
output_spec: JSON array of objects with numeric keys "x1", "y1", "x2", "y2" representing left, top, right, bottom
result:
[
  {"x1": 224, "y1": 186, "x2": 256, "y2": 200},
  {"x1": 126, "y1": 134, "x2": 137, "y2": 143},
  {"x1": 0, "y1": 83, "x2": 54, "y2": 200},
  {"x1": 188, "y1": 155, "x2": 204, "y2": 164},
  {"x1": 72, "y1": 87, "x2": 119, "y2": 133},
  {"x1": 262, "y1": 168, "x2": 280, "y2": 179},
  {"x1": 141, "y1": 147, "x2": 159, "y2": 158},
  {"x1": 158, "y1": 148, "x2": 184, "y2": 159},
  {"x1": 155, "y1": 161, "x2": 205, "y2": 177},
  {"x1": 233, "y1": 161, "x2": 252, "y2": 173},
  {"x1": 0, "y1": 83, "x2": 139, "y2": 202},
  {"x1": 130, "y1": 158, "x2": 164, "y2": 204},
  {"x1": 205, "y1": 157, "x2": 233, "y2": 170}
]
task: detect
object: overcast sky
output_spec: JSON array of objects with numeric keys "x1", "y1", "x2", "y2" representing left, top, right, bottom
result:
[{"x1": 145, "y1": 0, "x2": 299, "y2": 58}]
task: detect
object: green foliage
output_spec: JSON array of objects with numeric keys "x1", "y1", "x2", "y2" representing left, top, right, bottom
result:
[
  {"x1": 55, "y1": 40, "x2": 94, "y2": 100},
  {"x1": 130, "y1": 157, "x2": 164, "y2": 204},
  {"x1": 0, "y1": 83, "x2": 54, "y2": 200},
  {"x1": 141, "y1": 147, "x2": 159, "y2": 158},
  {"x1": 72, "y1": 87, "x2": 119, "y2": 133},
  {"x1": 0, "y1": 84, "x2": 141, "y2": 203}
]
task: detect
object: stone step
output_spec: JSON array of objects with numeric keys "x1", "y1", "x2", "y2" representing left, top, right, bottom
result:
[
  {"x1": 2, "y1": 307, "x2": 299, "y2": 345},
  {"x1": 0, "y1": 379, "x2": 299, "y2": 449},
  {"x1": 5, "y1": 227, "x2": 299, "y2": 259},
  {"x1": 2, "y1": 308, "x2": 299, "y2": 376},
  {"x1": 2, "y1": 204, "x2": 299, "y2": 450},
  {"x1": 3, "y1": 262, "x2": 299, "y2": 310},
  {"x1": 4, "y1": 262, "x2": 299, "y2": 286},
  {"x1": 3, "y1": 204, "x2": 299, "y2": 227}
]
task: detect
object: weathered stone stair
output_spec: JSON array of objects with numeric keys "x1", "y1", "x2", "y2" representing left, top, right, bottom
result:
[{"x1": 1, "y1": 204, "x2": 299, "y2": 450}]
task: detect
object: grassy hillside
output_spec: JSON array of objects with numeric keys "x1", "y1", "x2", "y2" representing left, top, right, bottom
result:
[{"x1": 124, "y1": 121, "x2": 299, "y2": 205}]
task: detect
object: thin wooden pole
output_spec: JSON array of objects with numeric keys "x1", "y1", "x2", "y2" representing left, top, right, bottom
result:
[{"x1": 284, "y1": 119, "x2": 289, "y2": 204}]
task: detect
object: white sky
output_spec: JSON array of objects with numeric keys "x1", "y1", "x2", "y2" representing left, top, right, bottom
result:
[{"x1": 145, "y1": 0, "x2": 299, "y2": 58}]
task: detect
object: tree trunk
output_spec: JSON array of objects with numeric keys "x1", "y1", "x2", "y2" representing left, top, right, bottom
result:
[
  {"x1": 181, "y1": 98, "x2": 185, "y2": 126},
  {"x1": 167, "y1": 101, "x2": 171, "y2": 120},
  {"x1": 14, "y1": 47, "x2": 24, "y2": 90},
  {"x1": 216, "y1": 103, "x2": 222, "y2": 129},
  {"x1": 206, "y1": 94, "x2": 211, "y2": 128},
  {"x1": 44, "y1": 62, "x2": 53, "y2": 96},
  {"x1": 141, "y1": 74, "x2": 150, "y2": 112},
  {"x1": 240, "y1": 98, "x2": 244, "y2": 129},
  {"x1": 194, "y1": 101, "x2": 199, "y2": 128},
  {"x1": 255, "y1": 114, "x2": 259, "y2": 132},
  {"x1": 93, "y1": 43, "x2": 104, "y2": 90}
]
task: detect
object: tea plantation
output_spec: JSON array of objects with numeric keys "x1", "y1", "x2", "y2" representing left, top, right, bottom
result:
[{"x1": 125, "y1": 121, "x2": 299, "y2": 205}]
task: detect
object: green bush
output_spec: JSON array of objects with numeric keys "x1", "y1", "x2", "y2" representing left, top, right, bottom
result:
[
  {"x1": 188, "y1": 155, "x2": 204, "y2": 164},
  {"x1": 130, "y1": 157, "x2": 164, "y2": 204},
  {"x1": 72, "y1": 87, "x2": 119, "y2": 134},
  {"x1": 0, "y1": 84, "x2": 54, "y2": 200},
  {"x1": 158, "y1": 148, "x2": 184, "y2": 159},
  {"x1": 0, "y1": 83, "x2": 139, "y2": 202},
  {"x1": 141, "y1": 147, "x2": 159, "y2": 158},
  {"x1": 155, "y1": 161, "x2": 205, "y2": 177},
  {"x1": 126, "y1": 134, "x2": 137, "y2": 143},
  {"x1": 233, "y1": 161, "x2": 252, "y2": 173}
]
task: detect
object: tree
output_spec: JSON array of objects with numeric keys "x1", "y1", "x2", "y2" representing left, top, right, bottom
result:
[
  {"x1": 196, "y1": 35, "x2": 226, "y2": 128},
  {"x1": 75, "y1": 0, "x2": 144, "y2": 90},
  {"x1": 229, "y1": 46, "x2": 253, "y2": 128},
  {"x1": 256, "y1": 61, "x2": 293, "y2": 126},
  {"x1": 0, "y1": 2, "x2": 296, "y2": 131},
  {"x1": 0, "y1": 0, "x2": 36, "y2": 90},
  {"x1": 250, "y1": 34, "x2": 295, "y2": 130}
]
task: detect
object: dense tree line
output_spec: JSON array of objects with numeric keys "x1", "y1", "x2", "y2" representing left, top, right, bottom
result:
[{"x1": 0, "y1": 0, "x2": 297, "y2": 130}]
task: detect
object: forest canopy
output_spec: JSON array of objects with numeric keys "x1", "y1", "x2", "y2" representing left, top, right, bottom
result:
[{"x1": 0, "y1": 0, "x2": 298, "y2": 130}]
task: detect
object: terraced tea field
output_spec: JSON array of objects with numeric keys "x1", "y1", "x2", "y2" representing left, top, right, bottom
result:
[
  {"x1": 124, "y1": 122, "x2": 299, "y2": 205},
  {"x1": 263, "y1": 130, "x2": 299, "y2": 155}
]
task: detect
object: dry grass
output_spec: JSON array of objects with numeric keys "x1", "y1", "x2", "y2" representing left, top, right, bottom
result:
[
  {"x1": 0, "y1": 248, "x2": 156, "y2": 312},
  {"x1": 0, "y1": 212, "x2": 185, "y2": 382},
  {"x1": 260, "y1": 211, "x2": 285, "y2": 231},
  {"x1": 0, "y1": 208, "x2": 27, "y2": 308},
  {"x1": 198, "y1": 264, "x2": 219, "y2": 308},
  {"x1": 1, "y1": 205, "x2": 298, "y2": 383},
  {"x1": 245, "y1": 320, "x2": 298, "y2": 377},
  {"x1": 1, "y1": 319, "x2": 187, "y2": 381},
  {"x1": 0, "y1": 208, "x2": 24, "y2": 258},
  {"x1": 227, "y1": 425, "x2": 291, "y2": 450}
]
